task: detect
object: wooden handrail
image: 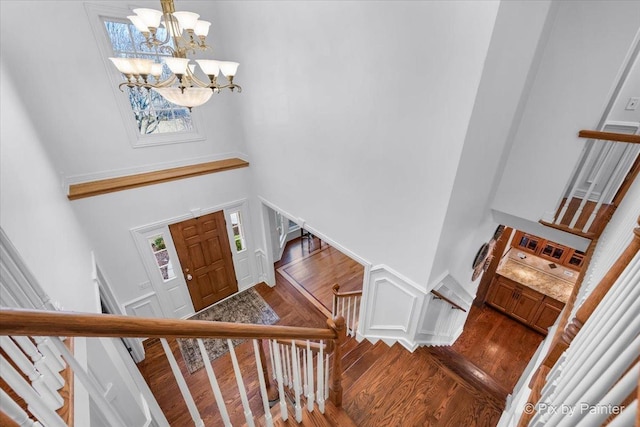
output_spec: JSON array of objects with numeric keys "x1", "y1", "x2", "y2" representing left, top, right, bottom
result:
[
  {"x1": 430, "y1": 290, "x2": 467, "y2": 312},
  {"x1": 578, "y1": 130, "x2": 640, "y2": 144},
  {"x1": 332, "y1": 284, "x2": 363, "y2": 297},
  {"x1": 274, "y1": 339, "x2": 328, "y2": 353},
  {"x1": 0, "y1": 308, "x2": 337, "y2": 341},
  {"x1": 542, "y1": 215, "x2": 640, "y2": 369}
]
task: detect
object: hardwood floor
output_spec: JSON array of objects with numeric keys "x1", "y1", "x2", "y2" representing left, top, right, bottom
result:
[
  {"x1": 136, "y1": 238, "x2": 541, "y2": 426},
  {"x1": 451, "y1": 304, "x2": 544, "y2": 392},
  {"x1": 343, "y1": 344, "x2": 504, "y2": 427},
  {"x1": 276, "y1": 238, "x2": 364, "y2": 315}
]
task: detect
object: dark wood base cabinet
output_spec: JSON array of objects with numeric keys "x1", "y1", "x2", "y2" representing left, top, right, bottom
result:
[{"x1": 486, "y1": 275, "x2": 564, "y2": 335}]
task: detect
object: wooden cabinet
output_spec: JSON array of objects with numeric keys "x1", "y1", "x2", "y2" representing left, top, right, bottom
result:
[
  {"x1": 531, "y1": 297, "x2": 564, "y2": 334},
  {"x1": 565, "y1": 249, "x2": 586, "y2": 269},
  {"x1": 513, "y1": 231, "x2": 543, "y2": 255},
  {"x1": 539, "y1": 241, "x2": 569, "y2": 264},
  {"x1": 511, "y1": 231, "x2": 582, "y2": 271},
  {"x1": 486, "y1": 275, "x2": 565, "y2": 335}
]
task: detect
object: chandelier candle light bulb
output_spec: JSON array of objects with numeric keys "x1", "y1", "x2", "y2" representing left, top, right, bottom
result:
[{"x1": 108, "y1": 0, "x2": 241, "y2": 109}]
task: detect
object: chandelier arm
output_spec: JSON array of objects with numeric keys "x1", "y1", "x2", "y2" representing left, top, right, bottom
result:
[
  {"x1": 185, "y1": 67, "x2": 220, "y2": 89},
  {"x1": 150, "y1": 74, "x2": 178, "y2": 89},
  {"x1": 216, "y1": 83, "x2": 243, "y2": 93}
]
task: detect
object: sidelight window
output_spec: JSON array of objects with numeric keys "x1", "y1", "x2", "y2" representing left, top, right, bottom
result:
[
  {"x1": 148, "y1": 234, "x2": 175, "y2": 281},
  {"x1": 230, "y1": 211, "x2": 246, "y2": 252}
]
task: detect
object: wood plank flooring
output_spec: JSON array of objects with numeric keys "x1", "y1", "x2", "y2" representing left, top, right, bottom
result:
[
  {"x1": 451, "y1": 304, "x2": 543, "y2": 391},
  {"x1": 276, "y1": 239, "x2": 364, "y2": 315},
  {"x1": 343, "y1": 343, "x2": 504, "y2": 427},
  {"x1": 136, "y1": 237, "x2": 542, "y2": 426}
]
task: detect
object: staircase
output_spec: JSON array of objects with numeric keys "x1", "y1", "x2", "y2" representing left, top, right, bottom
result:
[{"x1": 253, "y1": 332, "x2": 508, "y2": 426}]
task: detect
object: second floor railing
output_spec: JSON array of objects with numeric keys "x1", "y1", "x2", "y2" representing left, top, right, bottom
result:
[
  {"x1": 0, "y1": 308, "x2": 348, "y2": 427},
  {"x1": 543, "y1": 129, "x2": 640, "y2": 239},
  {"x1": 332, "y1": 284, "x2": 362, "y2": 338}
]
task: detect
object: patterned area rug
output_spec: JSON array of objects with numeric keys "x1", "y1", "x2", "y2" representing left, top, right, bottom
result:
[{"x1": 177, "y1": 288, "x2": 279, "y2": 374}]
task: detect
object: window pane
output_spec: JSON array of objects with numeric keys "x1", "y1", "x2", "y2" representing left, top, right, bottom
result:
[
  {"x1": 148, "y1": 235, "x2": 175, "y2": 281},
  {"x1": 103, "y1": 18, "x2": 193, "y2": 137},
  {"x1": 105, "y1": 21, "x2": 134, "y2": 52},
  {"x1": 230, "y1": 211, "x2": 246, "y2": 252}
]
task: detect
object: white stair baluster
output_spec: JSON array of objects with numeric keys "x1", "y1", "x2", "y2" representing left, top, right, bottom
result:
[
  {"x1": 0, "y1": 336, "x2": 62, "y2": 410},
  {"x1": 226, "y1": 339, "x2": 255, "y2": 427},
  {"x1": 0, "y1": 388, "x2": 43, "y2": 427},
  {"x1": 159, "y1": 338, "x2": 204, "y2": 427},
  {"x1": 346, "y1": 298, "x2": 352, "y2": 335},
  {"x1": 306, "y1": 341, "x2": 315, "y2": 412},
  {"x1": 583, "y1": 144, "x2": 640, "y2": 232},
  {"x1": 269, "y1": 338, "x2": 277, "y2": 381},
  {"x1": 569, "y1": 142, "x2": 615, "y2": 229},
  {"x1": 12, "y1": 336, "x2": 64, "y2": 391},
  {"x1": 606, "y1": 403, "x2": 636, "y2": 427},
  {"x1": 279, "y1": 344, "x2": 288, "y2": 388},
  {"x1": 291, "y1": 341, "x2": 302, "y2": 422},
  {"x1": 302, "y1": 347, "x2": 308, "y2": 396},
  {"x1": 271, "y1": 340, "x2": 288, "y2": 421},
  {"x1": 575, "y1": 361, "x2": 639, "y2": 427},
  {"x1": 196, "y1": 339, "x2": 232, "y2": 427},
  {"x1": 554, "y1": 142, "x2": 597, "y2": 224},
  {"x1": 325, "y1": 352, "x2": 330, "y2": 400},
  {"x1": 252, "y1": 339, "x2": 274, "y2": 427},
  {"x1": 355, "y1": 296, "x2": 361, "y2": 335},
  {"x1": 317, "y1": 339, "x2": 325, "y2": 414},
  {"x1": 0, "y1": 356, "x2": 65, "y2": 427},
  {"x1": 33, "y1": 337, "x2": 65, "y2": 372},
  {"x1": 284, "y1": 343, "x2": 292, "y2": 388}
]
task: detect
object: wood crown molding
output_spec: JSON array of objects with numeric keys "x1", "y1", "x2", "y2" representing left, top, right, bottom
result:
[{"x1": 67, "y1": 158, "x2": 249, "y2": 200}]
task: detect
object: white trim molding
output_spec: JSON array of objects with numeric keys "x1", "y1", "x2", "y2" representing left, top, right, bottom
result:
[{"x1": 361, "y1": 265, "x2": 425, "y2": 352}]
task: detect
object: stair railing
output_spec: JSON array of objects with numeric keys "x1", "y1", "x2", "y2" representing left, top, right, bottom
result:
[
  {"x1": 332, "y1": 284, "x2": 362, "y2": 338},
  {"x1": 543, "y1": 129, "x2": 640, "y2": 238},
  {"x1": 0, "y1": 308, "x2": 347, "y2": 427}
]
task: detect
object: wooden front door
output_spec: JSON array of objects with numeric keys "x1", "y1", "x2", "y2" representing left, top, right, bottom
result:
[{"x1": 169, "y1": 211, "x2": 238, "y2": 312}]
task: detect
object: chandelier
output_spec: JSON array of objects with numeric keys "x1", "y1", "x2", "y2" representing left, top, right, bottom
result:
[{"x1": 109, "y1": 0, "x2": 241, "y2": 110}]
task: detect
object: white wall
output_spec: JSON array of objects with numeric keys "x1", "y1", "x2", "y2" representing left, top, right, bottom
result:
[
  {"x1": 70, "y1": 168, "x2": 258, "y2": 315},
  {"x1": 428, "y1": 0, "x2": 554, "y2": 292},
  {"x1": 0, "y1": 62, "x2": 98, "y2": 313},
  {"x1": 492, "y1": 0, "x2": 640, "y2": 223},
  {"x1": 0, "y1": 1, "x2": 246, "y2": 181},
  {"x1": 216, "y1": 0, "x2": 501, "y2": 288}
]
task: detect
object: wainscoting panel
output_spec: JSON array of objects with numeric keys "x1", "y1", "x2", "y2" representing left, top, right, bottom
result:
[
  {"x1": 255, "y1": 249, "x2": 269, "y2": 284},
  {"x1": 362, "y1": 265, "x2": 425, "y2": 351},
  {"x1": 123, "y1": 293, "x2": 163, "y2": 318}
]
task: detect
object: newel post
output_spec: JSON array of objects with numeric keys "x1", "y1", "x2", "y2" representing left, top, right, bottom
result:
[{"x1": 327, "y1": 316, "x2": 346, "y2": 407}]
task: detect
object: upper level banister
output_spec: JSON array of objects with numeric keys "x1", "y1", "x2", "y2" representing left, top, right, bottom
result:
[
  {"x1": 275, "y1": 339, "x2": 328, "y2": 353},
  {"x1": 578, "y1": 130, "x2": 640, "y2": 144},
  {"x1": 0, "y1": 309, "x2": 337, "y2": 341},
  {"x1": 430, "y1": 290, "x2": 467, "y2": 312},
  {"x1": 331, "y1": 284, "x2": 363, "y2": 297}
]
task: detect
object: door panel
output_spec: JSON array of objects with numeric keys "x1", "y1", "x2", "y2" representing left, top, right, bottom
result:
[
  {"x1": 169, "y1": 211, "x2": 238, "y2": 312},
  {"x1": 510, "y1": 287, "x2": 543, "y2": 324},
  {"x1": 486, "y1": 277, "x2": 517, "y2": 313}
]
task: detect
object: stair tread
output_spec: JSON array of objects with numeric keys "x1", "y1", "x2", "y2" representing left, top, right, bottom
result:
[
  {"x1": 343, "y1": 344, "x2": 504, "y2": 426},
  {"x1": 341, "y1": 340, "x2": 390, "y2": 392},
  {"x1": 261, "y1": 400, "x2": 356, "y2": 426},
  {"x1": 428, "y1": 345, "x2": 509, "y2": 406},
  {"x1": 340, "y1": 338, "x2": 373, "y2": 372}
]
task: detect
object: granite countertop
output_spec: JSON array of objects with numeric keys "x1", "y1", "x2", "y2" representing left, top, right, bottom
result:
[{"x1": 496, "y1": 257, "x2": 574, "y2": 304}]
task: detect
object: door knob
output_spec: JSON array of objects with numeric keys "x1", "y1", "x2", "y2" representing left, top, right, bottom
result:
[{"x1": 186, "y1": 274, "x2": 193, "y2": 281}]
